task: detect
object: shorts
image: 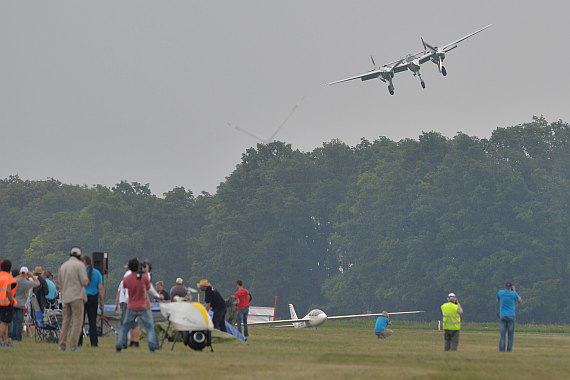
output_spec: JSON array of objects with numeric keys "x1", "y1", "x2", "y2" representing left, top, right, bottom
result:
[{"x1": 0, "y1": 305, "x2": 14, "y2": 324}]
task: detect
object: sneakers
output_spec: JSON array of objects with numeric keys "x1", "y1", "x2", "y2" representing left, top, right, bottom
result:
[
  {"x1": 58, "y1": 347, "x2": 66, "y2": 351},
  {"x1": 68, "y1": 347, "x2": 81, "y2": 352},
  {"x1": 129, "y1": 341, "x2": 140, "y2": 348},
  {"x1": 1, "y1": 342, "x2": 14, "y2": 348}
]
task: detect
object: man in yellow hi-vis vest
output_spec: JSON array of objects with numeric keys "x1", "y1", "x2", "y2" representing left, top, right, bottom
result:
[{"x1": 441, "y1": 292, "x2": 463, "y2": 351}]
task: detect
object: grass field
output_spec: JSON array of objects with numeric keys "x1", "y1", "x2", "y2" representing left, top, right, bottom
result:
[{"x1": 3, "y1": 322, "x2": 569, "y2": 379}]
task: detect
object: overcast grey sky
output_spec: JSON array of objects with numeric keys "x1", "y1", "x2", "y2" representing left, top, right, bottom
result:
[{"x1": 2, "y1": 1, "x2": 569, "y2": 196}]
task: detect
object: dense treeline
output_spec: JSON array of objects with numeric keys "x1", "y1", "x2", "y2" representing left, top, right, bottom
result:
[{"x1": 1, "y1": 117, "x2": 568, "y2": 323}]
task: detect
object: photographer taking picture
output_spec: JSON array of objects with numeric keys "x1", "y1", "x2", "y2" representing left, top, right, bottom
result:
[
  {"x1": 496, "y1": 282, "x2": 522, "y2": 352},
  {"x1": 115, "y1": 258, "x2": 157, "y2": 353},
  {"x1": 440, "y1": 292, "x2": 463, "y2": 351}
]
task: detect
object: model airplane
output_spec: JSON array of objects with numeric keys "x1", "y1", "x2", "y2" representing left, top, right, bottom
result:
[
  {"x1": 229, "y1": 96, "x2": 305, "y2": 143},
  {"x1": 248, "y1": 304, "x2": 424, "y2": 328},
  {"x1": 405, "y1": 24, "x2": 492, "y2": 88},
  {"x1": 325, "y1": 24, "x2": 491, "y2": 95}
]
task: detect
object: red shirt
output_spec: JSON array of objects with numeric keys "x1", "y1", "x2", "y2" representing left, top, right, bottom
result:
[
  {"x1": 123, "y1": 272, "x2": 151, "y2": 311},
  {"x1": 234, "y1": 288, "x2": 250, "y2": 310}
]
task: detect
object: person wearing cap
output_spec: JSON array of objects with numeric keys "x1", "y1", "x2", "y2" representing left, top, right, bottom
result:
[
  {"x1": 496, "y1": 282, "x2": 522, "y2": 352},
  {"x1": 441, "y1": 292, "x2": 463, "y2": 351},
  {"x1": 197, "y1": 279, "x2": 227, "y2": 332},
  {"x1": 32, "y1": 266, "x2": 50, "y2": 312},
  {"x1": 0, "y1": 259, "x2": 18, "y2": 347},
  {"x1": 374, "y1": 311, "x2": 393, "y2": 339},
  {"x1": 58, "y1": 246, "x2": 89, "y2": 352},
  {"x1": 11, "y1": 266, "x2": 40, "y2": 341},
  {"x1": 170, "y1": 278, "x2": 188, "y2": 300}
]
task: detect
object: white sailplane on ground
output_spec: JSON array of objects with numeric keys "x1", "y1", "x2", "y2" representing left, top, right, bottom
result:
[{"x1": 249, "y1": 304, "x2": 424, "y2": 328}]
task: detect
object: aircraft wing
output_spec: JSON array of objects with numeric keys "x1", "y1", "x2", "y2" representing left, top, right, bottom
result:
[
  {"x1": 325, "y1": 69, "x2": 384, "y2": 86},
  {"x1": 246, "y1": 317, "x2": 311, "y2": 326},
  {"x1": 326, "y1": 310, "x2": 425, "y2": 320},
  {"x1": 441, "y1": 24, "x2": 492, "y2": 52}
]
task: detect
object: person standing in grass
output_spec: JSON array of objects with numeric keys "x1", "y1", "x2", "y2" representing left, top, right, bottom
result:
[
  {"x1": 12, "y1": 266, "x2": 39, "y2": 341},
  {"x1": 441, "y1": 292, "x2": 463, "y2": 351},
  {"x1": 115, "y1": 257, "x2": 157, "y2": 353},
  {"x1": 197, "y1": 279, "x2": 227, "y2": 332},
  {"x1": 234, "y1": 280, "x2": 250, "y2": 338},
  {"x1": 496, "y1": 282, "x2": 522, "y2": 352},
  {"x1": 0, "y1": 259, "x2": 17, "y2": 347},
  {"x1": 78, "y1": 255, "x2": 104, "y2": 347},
  {"x1": 58, "y1": 247, "x2": 89, "y2": 352},
  {"x1": 374, "y1": 311, "x2": 393, "y2": 339}
]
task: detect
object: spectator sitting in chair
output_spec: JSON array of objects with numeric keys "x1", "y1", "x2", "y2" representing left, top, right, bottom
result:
[
  {"x1": 43, "y1": 271, "x2": 58, "y2": 309},
  {"x1": 170, "y1": 278, "x2": 188, "y2": 300},
  {"x1": 154, "y1": 281, "x2": 171, "y2": 302}
]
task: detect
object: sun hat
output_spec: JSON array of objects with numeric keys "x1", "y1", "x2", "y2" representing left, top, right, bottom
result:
[
  {"x1": 197, "y1": 279, "x2": 211, "y2": 288},
  {"x1": 33, "y1": 266, "x2": 43, "y2": 275},
  {"x1": 447, "y1": 293, "x2": 456, "y2": 300}
]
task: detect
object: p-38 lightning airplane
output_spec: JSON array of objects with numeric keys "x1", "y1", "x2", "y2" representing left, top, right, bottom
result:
[
  {"x1": 249, "y1": 304, "x2": 424, "y2": 328},
  {"x1": 325, "y1": 24, "x2": 492, "y2": 95}
]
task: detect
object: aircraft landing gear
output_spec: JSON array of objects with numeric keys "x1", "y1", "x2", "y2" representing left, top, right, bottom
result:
[
  {"x1": 388, "y1": 85, "x2": 394, "y2": 95},
  {"x1": 421, "y1": 81, "x2": 425, "y2": 88},
  {"x1": 442, "y1": 66, "x2": 447, "y2": 76}
]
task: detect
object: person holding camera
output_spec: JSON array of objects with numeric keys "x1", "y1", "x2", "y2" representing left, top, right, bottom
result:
[
  {"x1": 441, "y1": 292, "x2": 463, "y2": 351},
  {"x1": 12, "y1": 266, "x2": 40, "y2": 341},
  {"x1": 496, "y1": 282, "x2": 522, "y2": 352},
  {"x1": 115, "y1": 258, "x2": 157, "y2": 353}
]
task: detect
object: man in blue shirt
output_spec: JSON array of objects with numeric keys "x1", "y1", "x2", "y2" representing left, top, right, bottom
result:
[
  {"x1": 374, "y1": 311, "x2": 393, "y2": 339},
  {"x1": 496, "y1": 282, "x2": 522, "y2": 352}
]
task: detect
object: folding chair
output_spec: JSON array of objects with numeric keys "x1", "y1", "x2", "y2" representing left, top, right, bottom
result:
[{"x1": 30, "y1": 294, "x2": 60, "y2": 343}]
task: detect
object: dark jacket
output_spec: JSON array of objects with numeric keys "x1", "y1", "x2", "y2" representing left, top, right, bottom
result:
[{"x1": 33, "y1": 275, "x2": 49, "y2": 311}]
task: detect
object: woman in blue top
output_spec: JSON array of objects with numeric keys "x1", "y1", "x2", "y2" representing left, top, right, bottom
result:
[
  {"x1": 374, "y1": 311, "x2": 393, "y2": 339},
  {"x1": 78, "y1": 255, "x2": 104, "y2": 347}
]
